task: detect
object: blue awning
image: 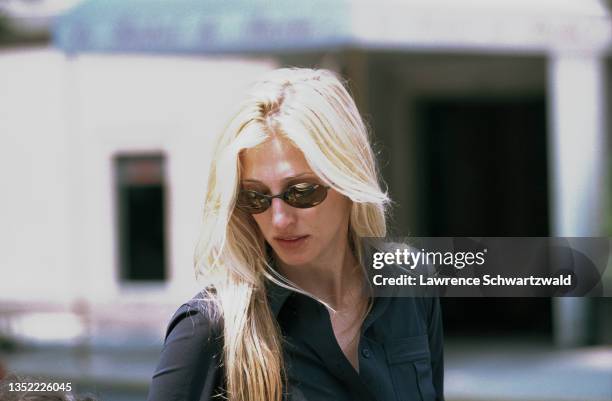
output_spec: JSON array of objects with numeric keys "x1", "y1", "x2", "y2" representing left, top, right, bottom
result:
[{"x1": 53, "y1": 0, "x2": 353, "y2": 55}]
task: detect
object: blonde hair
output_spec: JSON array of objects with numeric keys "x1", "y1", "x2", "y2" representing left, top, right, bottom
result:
[{"x1": 194, "y1": 67, "x2": 389, "y2": 401}]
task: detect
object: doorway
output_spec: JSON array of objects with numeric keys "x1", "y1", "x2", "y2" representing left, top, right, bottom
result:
[{"x1": 415, "y1": 97, "x2": 552, "y2": 337}]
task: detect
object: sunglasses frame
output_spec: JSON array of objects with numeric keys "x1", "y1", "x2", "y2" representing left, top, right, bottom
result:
[{"x1": 236, "y1": 183, "x2": 331, "y2": 214}]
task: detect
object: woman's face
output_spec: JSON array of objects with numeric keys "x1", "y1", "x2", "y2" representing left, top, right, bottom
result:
[{"x1": 240, "y1": 136, "x2": 352, "y2": 268}]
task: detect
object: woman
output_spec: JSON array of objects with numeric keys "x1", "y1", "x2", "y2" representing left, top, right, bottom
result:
[{"x1": 147, "y1": 68, "x2": 444, "y2": 401}]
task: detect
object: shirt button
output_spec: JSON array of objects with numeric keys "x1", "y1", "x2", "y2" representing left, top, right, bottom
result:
[{"x1": 361, "y1": 348, "x2": 372, "y2": 358}]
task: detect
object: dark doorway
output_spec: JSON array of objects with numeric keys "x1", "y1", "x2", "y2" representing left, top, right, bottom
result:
[
  {"x1": 416, "y1": 97, "x2": 549, "y2": 237},
  {"x1": 415, "y1": 97, "x2": 552, "y2": 337}
]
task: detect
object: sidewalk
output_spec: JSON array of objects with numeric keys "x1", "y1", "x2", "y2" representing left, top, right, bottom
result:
[
  {"x1": 445, "y1": 339, "x2": 612, "y2": 401},
  {"x1": 2, "y1": 340, "x2": 611, "y2": 401}
]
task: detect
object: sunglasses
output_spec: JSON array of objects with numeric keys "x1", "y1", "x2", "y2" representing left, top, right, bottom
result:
[{"x1": 236, "y1": 182, "x2": 330, "y2": 214}]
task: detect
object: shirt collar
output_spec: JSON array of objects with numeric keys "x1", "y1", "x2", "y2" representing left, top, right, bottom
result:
[{"x1": 266, "y1": 278, "x2": 294, "y2": 317}]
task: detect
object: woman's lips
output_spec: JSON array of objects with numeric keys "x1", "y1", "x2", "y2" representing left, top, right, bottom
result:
[{"x1": 274, "y1": 235, "x2": 309, "y2": 250}]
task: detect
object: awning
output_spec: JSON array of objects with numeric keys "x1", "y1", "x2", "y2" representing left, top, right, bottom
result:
[{"x1": 53, "y1": 0, "x2": 352, "y2": 55}]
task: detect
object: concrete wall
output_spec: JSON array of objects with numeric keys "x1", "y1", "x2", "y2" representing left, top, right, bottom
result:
[{"x1": 0, "y1": 48, "x2": 276, "y2": 344}]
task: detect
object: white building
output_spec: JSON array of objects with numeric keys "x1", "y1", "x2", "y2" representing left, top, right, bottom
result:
[{"x1": 0, "y1": 0, "x2": 610, "y2": 347}]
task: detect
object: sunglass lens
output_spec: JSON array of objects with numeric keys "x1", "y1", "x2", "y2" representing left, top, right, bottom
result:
[
  {"x1": 286, "y1": 184, "x2": 328, "y2": 208},
  {"x1": 237, "y1": 190, "x2": 269, "y2": 214}
]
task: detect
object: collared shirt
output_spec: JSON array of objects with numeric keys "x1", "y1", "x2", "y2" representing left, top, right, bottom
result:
[{"x1": 147, "y1": 264, "x2": 444, "y2": 401}]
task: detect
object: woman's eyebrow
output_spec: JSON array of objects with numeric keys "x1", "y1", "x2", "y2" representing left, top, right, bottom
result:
[{"x1": 242, "y1": 172, "x2": 315, "y2": 184}]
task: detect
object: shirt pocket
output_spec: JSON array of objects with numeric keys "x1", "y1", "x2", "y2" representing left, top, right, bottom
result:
[{"x1": 384, "y1": 335, "x2": 437, "y2": 401}]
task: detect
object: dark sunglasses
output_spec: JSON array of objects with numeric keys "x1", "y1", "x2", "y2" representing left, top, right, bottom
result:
[{"x1": 236, "y1": 183, "x2": 330, "y2": 214}]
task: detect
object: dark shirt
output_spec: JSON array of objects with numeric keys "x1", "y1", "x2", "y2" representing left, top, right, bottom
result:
[{"x1": 146, "y1": 279, "x2": 444, "y2": 401}]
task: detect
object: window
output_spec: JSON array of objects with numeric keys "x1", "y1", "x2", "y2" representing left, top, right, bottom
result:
[{"x1": 115, "y1": 154, "x2": 167, "y2": 282}]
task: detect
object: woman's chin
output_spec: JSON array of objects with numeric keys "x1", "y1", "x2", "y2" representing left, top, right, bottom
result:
[
  {"x1": 272, "y1": 248, "x2": 314, "y2": 269},
  {"x1": 275, "y1": 253, "x2": 311, "y2": 267}
]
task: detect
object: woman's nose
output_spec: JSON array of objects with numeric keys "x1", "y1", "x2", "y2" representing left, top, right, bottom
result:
[{"x1": 270, "y1": 198, "x2": 295, "y2": 230}]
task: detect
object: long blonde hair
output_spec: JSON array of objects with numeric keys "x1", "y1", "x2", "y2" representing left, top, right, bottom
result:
[{"x1": 194, "y1": 67, "x2": 389, "y2": 401}]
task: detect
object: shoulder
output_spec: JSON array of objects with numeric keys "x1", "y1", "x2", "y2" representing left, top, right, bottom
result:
[
  {"x1": 388, "y1": 295, "x2": 438, "y2": 320},
  {"x1": 164, "y1": 292, "x2": 223, "y2": 344},
  {"x1": 148, "y1": 293, "x2": 225, "y2": 400}
]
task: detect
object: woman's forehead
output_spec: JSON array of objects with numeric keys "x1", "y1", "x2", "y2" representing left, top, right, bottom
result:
[{"x1": 240, "y1": 137, "x2": 314, "y2": 181}]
